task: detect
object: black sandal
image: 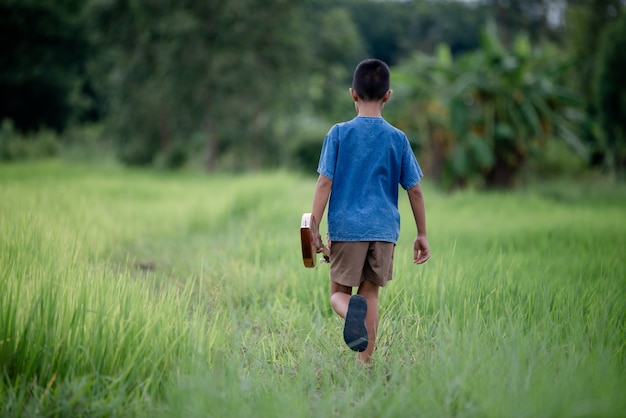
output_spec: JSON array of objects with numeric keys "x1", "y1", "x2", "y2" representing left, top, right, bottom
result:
[{"x1": 344, "y1": 294, "x2": 368, "y2": 352}]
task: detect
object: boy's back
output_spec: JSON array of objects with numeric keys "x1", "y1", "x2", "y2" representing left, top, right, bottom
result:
[{"x1": 317, "y1": 116, "x2": 423, "y2": 244}]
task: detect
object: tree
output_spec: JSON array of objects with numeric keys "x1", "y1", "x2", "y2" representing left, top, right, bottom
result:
[
  {"x1": 564, "y1": 0, "x2": 624, "y2": 166},
  {"x1": 303, "y1": 4, "x2": 366, "y2": 122},
  {"x1": 341, "y1": 0, "x2": 491, "y2": 63},
  {"x1": 392, "y1": 22, "x2": 587, "y2": 189},
  {"x1": 0, "y1": 0, "x2": 91, "y2": 132},
  {"x1": 594, "y1": 12, "x2": 626, "y2": 176},
  {"x1": 87, "y1": 0, "x2": 310, "y2": 169},
  {"x1": 482, "y1": 0, "x2": 565, "y2": 44},
  {"x1": 565, "y1": 0, "x2": 623, "y2": 101}
]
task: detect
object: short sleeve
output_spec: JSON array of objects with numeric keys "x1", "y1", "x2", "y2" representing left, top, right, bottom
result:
[
  {"x1": 399, "y1": 137, "x2": 423, "y2": 190},
  {"x1": 317, "y1": 125, "x2": 340, "y2": 181}
]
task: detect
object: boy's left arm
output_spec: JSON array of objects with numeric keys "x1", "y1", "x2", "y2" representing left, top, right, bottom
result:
[{"x1": 407, "y1": 183, "x2": 430, "y2": 264}]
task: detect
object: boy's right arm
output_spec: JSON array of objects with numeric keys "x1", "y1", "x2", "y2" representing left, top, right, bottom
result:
[
  {"x1": 407, "y1": 183, "x2": 430, "y2": 264},
  {"x1": 312, "y1": 174, "x2": 332, "y2": 251}
]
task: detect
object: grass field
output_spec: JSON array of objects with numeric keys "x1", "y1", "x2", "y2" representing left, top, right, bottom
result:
[{"x1": 1, "y1": 161, "x2": 625, "y2": 417}]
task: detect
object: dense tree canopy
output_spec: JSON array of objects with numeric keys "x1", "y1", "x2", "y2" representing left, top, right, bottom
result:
[
  {"x1": 85, "y1": 0, "x2": 311, "y2": 168},
  {"x1": 594, "y1": 12, "x2": 626, "y2": 175},
  {"x1": 1, "y1": 0, "x2": 625, "y2": 184},
  {"x1": 0, "y1": 0, "x2": 91, "y2": 132}
]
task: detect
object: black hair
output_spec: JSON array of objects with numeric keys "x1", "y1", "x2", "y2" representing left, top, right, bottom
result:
[{"x1": 352, "y1": 59, "x2": 390, "y2": 101}]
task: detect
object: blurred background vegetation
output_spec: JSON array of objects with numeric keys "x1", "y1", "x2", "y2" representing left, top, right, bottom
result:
[{"x1": 1, "y1": 0, "x2": 625, "y2": 189}]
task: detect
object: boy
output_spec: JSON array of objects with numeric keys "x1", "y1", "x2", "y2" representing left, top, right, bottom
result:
[{"x1": 310, "y1": 58, "x2": 430, "y2": 364}]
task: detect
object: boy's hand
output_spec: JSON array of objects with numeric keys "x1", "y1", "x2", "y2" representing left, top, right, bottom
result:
[
  {"x1": 311, "y1": 233, "x2": 331, "y2": 262},
  {"x1": 414, "y1": 236, "x2": 430, "y2": 264},
  {"x1": 311, "y1": 232, "x2": 324, "y2": 253}
]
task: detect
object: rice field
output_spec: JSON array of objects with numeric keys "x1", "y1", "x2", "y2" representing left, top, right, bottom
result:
[{"x1": 1, "y1": 161, "x2": 625, "y2": 417}]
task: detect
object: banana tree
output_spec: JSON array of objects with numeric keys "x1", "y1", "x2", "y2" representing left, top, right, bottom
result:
[{"x1": 392, "y1": 22, "x2": 588, "y2": 189}]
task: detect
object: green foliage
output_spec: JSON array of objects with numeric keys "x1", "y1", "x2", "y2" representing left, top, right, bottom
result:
[
  {"x1": 3, "y1": 0, "x2": 626, "y2": 183},
  {"x1": 0, "y1": 0, "x2": 92, "y2": 132},
  {"x1": 303, "y1": 5, "x2": 366, "y2": 123},
  {"x1": 526, "y1": 138, "x2": 590, "y2": 179},
  {"x1": 396, "y1": 0, "x2": 492, "y2": 57},
  {"x1": 343, "y1": 0, "x2": 414, "y2": 64},
  {"x1": 86, "y1": 0, "x2": 311, "y2": 169},
  {"x1": 564, "y1": 0, "x2": 624, "y2": 169},
  {"x1": 480, "y1": 0, "x2": 563, "y2": 44},
  {"x1": 594, "y1": 12, "x2": 626, "y2": 176},
  {"x1": 154, "y1": 140, "x2": 189, "y2": 170},
  {"x1": 341, "y1": 0, "x2": 531, "y2": 63},
  {"x1": 0, "y1": 120, "x2": 60, "y2": 161},
  {"x1": 565, "y1": 0, "x2": 624, "y2": 102},
  {"x1": 392, "y1": 22, "x2": 586, "y2": 189},
  {"x1": 278, "y1": 115, "x2": 329, "y2": 173},
  {"x1": 1, "y1": 162, "x2": 625, "y2": 416}
]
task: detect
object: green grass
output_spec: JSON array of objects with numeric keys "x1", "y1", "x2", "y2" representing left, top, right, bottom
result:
[{"x1": 1, "y1": 160, "x2": 625, "y2": 417}]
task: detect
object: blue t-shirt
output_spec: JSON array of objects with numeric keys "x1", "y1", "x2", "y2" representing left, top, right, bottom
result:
[{"x1": 317, "y1": 116, "x2": 423, "y2": 243}]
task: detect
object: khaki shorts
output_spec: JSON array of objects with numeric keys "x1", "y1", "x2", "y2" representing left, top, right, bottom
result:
[{"x1": 330, "y1": 241, "x2": 395, "y2": 287}]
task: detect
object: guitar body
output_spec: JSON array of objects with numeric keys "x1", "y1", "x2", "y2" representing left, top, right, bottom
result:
[{"x1": 300, "y1": 213, "x2": 329, "y2": 268}]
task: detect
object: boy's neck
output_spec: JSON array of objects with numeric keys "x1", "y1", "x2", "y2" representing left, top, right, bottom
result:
[{"x1": 356, "y1": 101, "x2": 384, "y2": 118}]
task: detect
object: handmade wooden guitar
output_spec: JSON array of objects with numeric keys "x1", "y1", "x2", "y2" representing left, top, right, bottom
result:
[{"x1": 300, "y1": 213, "x2": 330, "y2": 268}]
